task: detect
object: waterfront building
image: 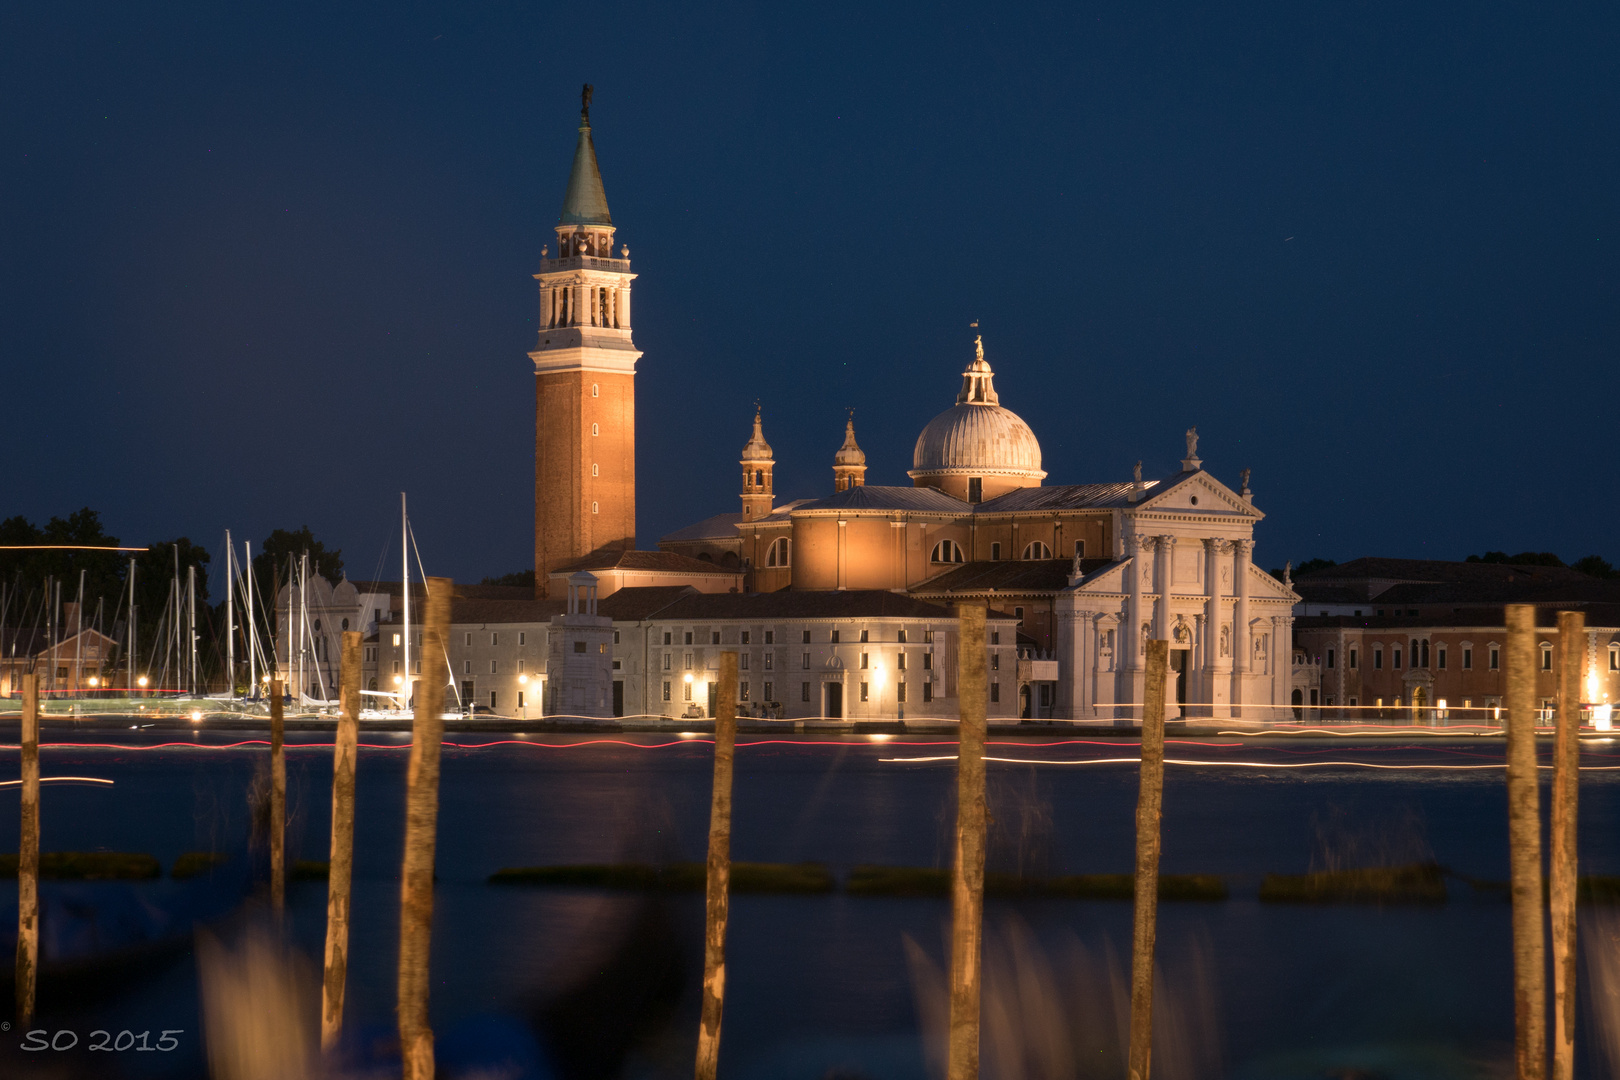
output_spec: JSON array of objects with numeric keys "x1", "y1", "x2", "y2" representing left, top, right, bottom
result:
[{"x1": 1290, "y1": 557, "x2": 1620, "y2": 722}]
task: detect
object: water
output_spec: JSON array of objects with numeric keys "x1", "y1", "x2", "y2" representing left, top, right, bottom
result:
[{"x1": 3, "y1": 731, "x2": 1618, "y2": 1078}]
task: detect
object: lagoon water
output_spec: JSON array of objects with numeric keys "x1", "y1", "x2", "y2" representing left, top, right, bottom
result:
[{"x1": 3, "y1": 731, "x2": 1619, "y2": 1078}]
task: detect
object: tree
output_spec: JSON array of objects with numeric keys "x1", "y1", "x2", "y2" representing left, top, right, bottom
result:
[
  {"x1": 480, "y1": 570, "x2": 535, "y2": 588},
  {"x1": 1268, "y1": 557, "x2": 1335, "y2": 580},
  {"x1": 1573, "y1": 555, "x2": 1620, "y2": 580},
  {"x1": 245, "y1": 528, "x2": 345, "y2": 668},
  {"x1": 1466, "y1": 551, "x2": 1567, "y2": 567}
]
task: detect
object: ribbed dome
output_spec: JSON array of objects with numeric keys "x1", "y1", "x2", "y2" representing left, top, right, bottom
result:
[{"x1": 909, "y1": 337, "x2": 1045, "y2": 482}]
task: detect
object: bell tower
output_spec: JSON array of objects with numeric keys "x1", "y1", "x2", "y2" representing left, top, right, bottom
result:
[
  {"x1": 532, "y1": 85, "x2": 641, "y2": 596},
  {"x1": 740, "y1": 409, "x2": 774, "y2": 521},
  {"x1": 833, "y1": 414, "x2": 866, "y2": 492}
]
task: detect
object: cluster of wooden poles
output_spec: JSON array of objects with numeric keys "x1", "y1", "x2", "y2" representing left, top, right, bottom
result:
[{"x1": 5, "y1": 596, "x2": 1593, "y2": 1079}]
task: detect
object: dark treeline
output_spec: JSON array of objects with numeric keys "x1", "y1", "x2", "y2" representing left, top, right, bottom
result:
[
  {"x1": 1, "y1": 509, "x2": 344, "y2": 694},
  {"x1": 1274, "y1": 552, "x2": 1620, "y2": 581}
]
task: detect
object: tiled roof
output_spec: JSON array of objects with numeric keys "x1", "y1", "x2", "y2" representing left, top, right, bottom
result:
[
  {"x1": 451, "y1": 597, "x2": 565, "y2": 625},
  {"x1": 790, "y1": 485, "x2": 971, "y2": 514},
  {"x1": 911, "y1": 559, "x2": 1106, "y2": 595},
  {"x1": 644, "y1": 590, "x2": 1012, "y2": 622},
  {"x1": 551, "y1": 550, "x2": 742, "y2": 576},
  {"x1": 598, "y1": 586, "x2": 698, "y2": 621},
  {"x1": 659, "y1": 512, "x2": 744, "y2": 543},
  {"x1": 977, "y1": 483, "x2": 1139, "y2": 512},
  {"x1": 1299, "y1": 557, "x2": 1591, "y2": 587}
]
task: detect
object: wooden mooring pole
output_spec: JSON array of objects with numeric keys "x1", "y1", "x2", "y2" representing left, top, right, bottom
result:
[
  {"x1": 268, "y1": 678, "x2": 286, "y2": 914},
  {"x1": 694, "y1": 650, "x2": 739, "y2": 1080},
  {"x1": 322, "y1": 630, "x2": 363, "y2": 1051},
  {"x1": 15, "y1": 672, "x2": 40, "y2": 1027},
  {"x1": 1505, "y1": 603, "x2": 1547, "y2": 1079},
  {"x1": 1552, "y1": 610, "x2": 1584, "y2": 1080},
  {"x1": 1128, "y1": 639, "x2": 1170, "y2": 1080},
  {"x1": 946, "y1": 603, "x2": 989, "y2": 1080},
  {"x1": 398, "y1": 577, "x2": 451, "y2": 1080}
]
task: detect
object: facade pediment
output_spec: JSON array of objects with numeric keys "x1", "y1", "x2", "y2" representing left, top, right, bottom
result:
[{"x1": 1133, "y1": 470, "x2": 1260, "y2": 520}]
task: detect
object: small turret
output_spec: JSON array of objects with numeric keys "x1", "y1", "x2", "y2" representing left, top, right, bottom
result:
[
  {"x1": 833, "y1": 414, "x2": 867, "y2": 492},
  {"x1": 740, "y1": 409, "x2": 774, "y2": 520}
]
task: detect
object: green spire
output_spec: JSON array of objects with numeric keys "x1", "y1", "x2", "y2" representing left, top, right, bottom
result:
[{"x1": 558, "y1": 85, "x2": 612, "y2": 228}]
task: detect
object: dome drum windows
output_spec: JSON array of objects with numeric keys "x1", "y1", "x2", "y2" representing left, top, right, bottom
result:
[
  {"x1": 1022, "y1": 541, "x2": 1052, "y2": 560},
  {"x1": 931, "y1": 539, "x2": 965, "y2": 564}
]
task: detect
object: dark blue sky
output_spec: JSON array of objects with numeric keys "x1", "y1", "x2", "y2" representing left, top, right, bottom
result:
[{"x1": 4, "y1": 2, "x2": 1617, "y2": 586}]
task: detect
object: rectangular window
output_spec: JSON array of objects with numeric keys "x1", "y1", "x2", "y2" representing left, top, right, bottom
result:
[
  {"x1": 740, "y1": 681, "x2": 750, "y2": 701},
  {"x1": 662, "y1": 681, "x2": 671, "y2": 702},
  {"x1": 764, "y1": 652, "x2": 773, "y2": 670},
  {"x1": 990, "y1": 681, "x2": 1000, "y2": 703},
  {"x1": 831, "y1": 630, "x2": 841, "y2": 643},
  {"x1": 490, "y1": 660, "x2": 498, "y2": 674},
  {"x1": 741, "y1": 631, "x2": 750, "y2": 645},
  {"x1": 897, "y1": 652, "x2": 906, "y2": 671},
  {"x1": 463, "y1": 660, "x2": 471, "y2": 675},
  {"x1": 573, "y1": 641, "x2": 587, "y2": 654},
  {"x1": 1437, "y1": 649, "x2": 1447, "y2": 670},
  {"x1": 802, "y1": 630, "x2": 812, "y2": 644},
  {"x1": 393, "y1": 633, "x2": 401, "y2": 647},
  {"x1": 490, "y1": 691, "x2": 498, "y2": 709},
  {"x1": 465, "y1": 632, "x2": 473, "y2": 646},
  {"x1": 1610, "y1": 647, "x2": 1619, "y2": 671},
  {"x1": 991, "y1": 653, "x2": 1000, "y2": 671},
  {"x1": 991, "y1": 542, "x2": 1002, "y2": 561},
  {"x1": 519, "y1": 632, "x2": 526, "y2": 646},
  {"x1": 764, "y1": 682, "x2": 773, "y2": 701},
  {"x1": 1463, "y1": 648, "x2": 1472, "y2": 670},
  {"x1": 1349, "y1": 648, "x2": 1358, "y2": 669},
  {"x1": 1326, "y1": 649, "x2": 1335, "y2": 669},
  {"x1": 741, "y1": 653, "x2": 749, "y2": 670},
  {"x1": 491, "y1": 632, "x2": 499, "y2": 646},
  {"x1": 924, "y1": 629, "x2": 934, "y2": 643},
  {"x1": 663, "y1": 632, "x2": 672, "y2": 645},
  {"x1": 923, "y1": 653, "x2": 933, "y2": 670},
  {"x1": 612, "y1": 659, "x2": 620, "y2": 670},
  {"x1": 685, "y1": 632, "x2": 693, "y2": 645},
  {"x1": 1014, "y1": 607, "x2": 1024, "y2": 622},
  {"x1": 898, "y1": 629, "x2": 907, "y2": 643},
  {"x1": 685, "y1": 652, "x2": 693, "y2": 670},
  {"x1": 801, "y1": 682, "x2": 810, "y2": 702},
  {"x1": 968, "y1": 477, "x2": 983, "y2": 502},
  {"x1": 1491, "y1": 648, "x2": 1500, "y2": 669},
  {"x1": 1543, "y1": 648, "x2": 1553, "y2": 670},
  {"x1": 684, "y1": 681, "x2": 692, "y2": 702},
  {"x1": 802, "y1": 652, "x2": 810, "y2": 670},
  {"x1": 393, "y1": 661, "x2": 400, "y2": 674},
  {"x1": 712, "y1": 632, "x2": 721, "y2": 645},
  {"x1": 519, "y1": 659, "x2": 525, "y2": 673},
  {"x1": 1394, "y1": 648, "x2": 1402, "y2": 669},
  {"x1": 613, "y1": 631, "x2": 620, "y2": 644},
  {"x1": 992, "y1": 631, "x2": 1001, "y2": 645},
  {"x1": 662, "y1": 653, "x2": 671, "y2": 671},
  {"x1": 518, "y1": 691, "x2": 525, "y2": 707},
  {"x1": 897, "y1": 681, "x2": 906, "y2": 703},
  {"x1": 860, "y1": 652, "x2": 869, "y2": 669},
  {"x1": 923, "y1": 682, "x2": 933, "y2": 702},
  {"x1": 860, "y1": 681, "x2": 869, "y2": 702},
  {"x1": 1349, "y1": 697, "x2": 1358, "y2": 707},
  {"x1": 765, "y1": 631, "x2": 774, "y2": 644},
  {"x1": 860, "y1": 629, "x2": 869, "y2": 643}
]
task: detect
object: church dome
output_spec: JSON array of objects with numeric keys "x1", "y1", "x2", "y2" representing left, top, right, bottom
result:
[{"x1": 909, "y1": 338, "x2": 1045, "y2": 484}]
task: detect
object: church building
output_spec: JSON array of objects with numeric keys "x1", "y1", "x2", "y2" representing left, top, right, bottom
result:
[{"x1": 528, "y1": 89, "x2": 1298, "y2": 721}]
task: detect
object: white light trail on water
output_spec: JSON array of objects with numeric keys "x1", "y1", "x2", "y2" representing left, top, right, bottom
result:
[{"x1": 0, "y1": 776, "x2": 115, "y2": 786}]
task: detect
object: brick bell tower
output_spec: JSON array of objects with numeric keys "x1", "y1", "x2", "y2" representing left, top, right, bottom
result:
[{"x1": 532, "y1": 84, "x2": 640, "y2": 597}]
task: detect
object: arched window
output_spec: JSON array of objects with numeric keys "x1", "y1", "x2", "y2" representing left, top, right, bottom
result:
[
  {"x1": 1022, "y1": 541, "x2": 1053, "y2": 560},
  {"x1": 766, "y1": 537, "x2": 792, "y2": 567},
  {"x1": 754, "y1": 469, "x2": 763, "y2": 486},
  {"x1": 368, "y1": 678, "x2": 377, "y2": 692},
  {"x1": 931, "y1": 539, "x2": 965, "y2": 564}
]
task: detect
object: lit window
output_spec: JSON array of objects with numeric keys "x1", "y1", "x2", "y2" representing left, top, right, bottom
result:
[
  {"x1": 393, "y1": 633, "x2": 401, "y2": 647},
  {"x1": 1022, "y1": 541, "x2": 1052, "y2": 560},
  {"x1": 662, "y1": 681, "x2": 671, "y2": 702},
  {"x1": 931, "y1": 539, "x2": 965, "y2": 564},
  {"x1": 740, "y1": 681, "x2": 750, "y2": 701},
  {"x1": 684, "y1": 681, "x2": 692, "y2": 702}
]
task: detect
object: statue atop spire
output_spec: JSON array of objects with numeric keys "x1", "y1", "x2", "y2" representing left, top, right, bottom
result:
[{"x1": 581, "y1": 83, "x2": 594, "y2": 123}]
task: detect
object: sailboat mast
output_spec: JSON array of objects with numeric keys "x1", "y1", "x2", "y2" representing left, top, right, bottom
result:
[
  {"x1": 187, "y1": 565, "x2": 197, "y2": 697},
  {"x1": 173, "y1": 546, "x2": 181, "y2": 694},
  {"x1": 297, "y1": 553, "x2": 307, "y2": 706},
  {"x1": 245, "y1": 541, "x2": 257, "y2": 695},
  {"x1": 224, "y1": 530, "x2": 235, "y2": 698},
  {"x1": 127, "y1": 558, "x2": 136, "y2": 696},
  {"x1": 75, "y1": 569, "x2": 84, "y2": 700},
  {"x1": 401, "y1": 492, "x2": 410, "y2": 709}
]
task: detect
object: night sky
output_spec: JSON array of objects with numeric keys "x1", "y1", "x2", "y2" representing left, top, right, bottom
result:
[{"x1": 5, "y1": 3, "x2": 1618, "y2": 588}]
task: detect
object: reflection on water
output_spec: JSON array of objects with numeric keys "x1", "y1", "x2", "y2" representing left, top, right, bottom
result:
[{"x1": 906, "y1": 919, "x2": 1221, "y2": 1080}]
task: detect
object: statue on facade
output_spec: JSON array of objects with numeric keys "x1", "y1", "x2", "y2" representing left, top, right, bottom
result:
[
  {"x1": 1133, "y1": 460, "x2": 1142, "y2": 484},
  {"x1": 1219, "y1": 623, "x2": 1231, "y2": 657},
  {"x1": 1240, "y1": 467, "x2": 1251, "y2": 494},
  {"x1": 1185, "y1": 426, "x2": 1199, "y2": 459},
  {"x1": 1284, "y1": 561, "x2": 1293, "y2": 586}
]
